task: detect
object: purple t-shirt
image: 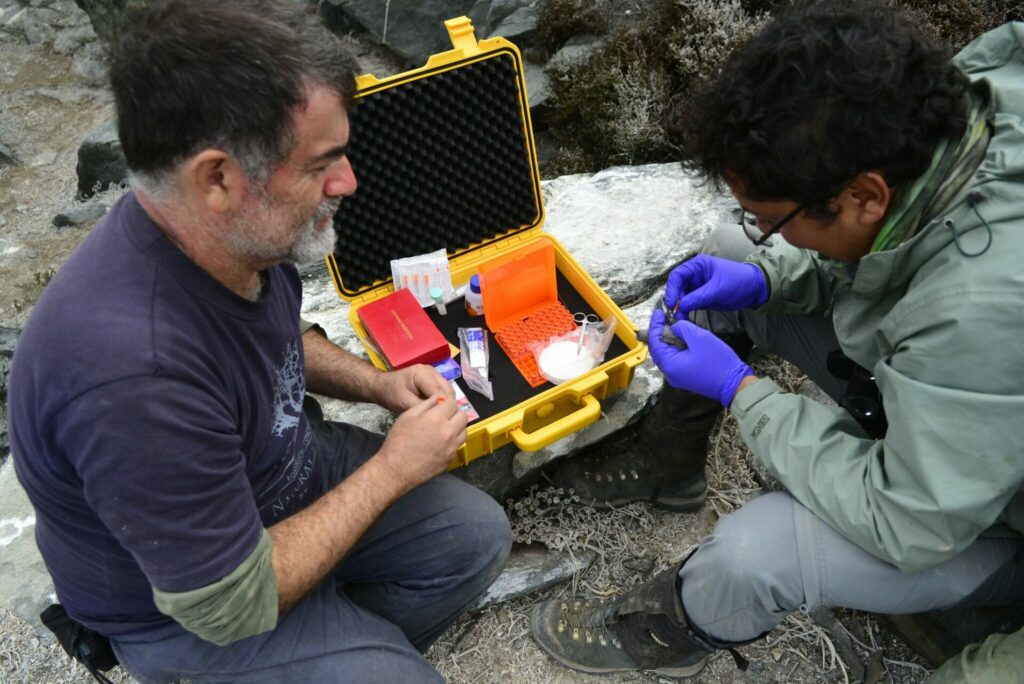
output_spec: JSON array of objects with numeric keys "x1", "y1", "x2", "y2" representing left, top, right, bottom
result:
[{"x1": 8, "y1": 192, "x2": 322, "y2": 635}]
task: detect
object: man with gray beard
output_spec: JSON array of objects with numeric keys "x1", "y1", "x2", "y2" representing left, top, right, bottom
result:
[{"x1": 6, "y1": 2, "x2": 511, "y2": 682}]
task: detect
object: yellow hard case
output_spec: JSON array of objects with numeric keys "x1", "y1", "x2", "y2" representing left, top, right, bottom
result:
[{"x1": 326, "y1": 17, "x2": 647, "y2": 468}]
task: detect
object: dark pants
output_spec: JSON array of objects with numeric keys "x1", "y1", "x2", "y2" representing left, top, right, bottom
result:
[{"x1": 111, "y1": 420, "x2": 512, "y2": 683}]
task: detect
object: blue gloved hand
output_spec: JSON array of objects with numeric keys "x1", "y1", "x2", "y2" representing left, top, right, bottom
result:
[
  {"x1": 666, "y1": 255, "x2": 769, "y2": 315},
  {"x1": 648, "y1": 309, "x2": 755, "y2": 407}
]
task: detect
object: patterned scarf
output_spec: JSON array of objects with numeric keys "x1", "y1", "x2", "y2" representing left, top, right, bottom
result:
[{"x1": 870, "y1": 91, "x2": 990, "y2": 253}]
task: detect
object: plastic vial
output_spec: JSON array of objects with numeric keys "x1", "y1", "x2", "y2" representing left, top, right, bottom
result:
[
  {"x1": 464, "y1": 274, "x2": 484, "y2": 317},
  {"x1": 429, "y1": 287, "x2": 447, "y2": 316}
]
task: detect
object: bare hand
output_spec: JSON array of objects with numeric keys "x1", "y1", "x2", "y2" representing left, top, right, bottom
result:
[
  {"x1": 377, "y1": 393, "x2": 468, "y2": 489},
  {"x1": 372, "y1": 365, "x2": 453, "y2": 413}
]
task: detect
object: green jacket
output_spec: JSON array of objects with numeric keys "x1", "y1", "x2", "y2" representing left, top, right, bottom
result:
[{"x1": 732, "y1": 23, "x2": 1024, "y2": 574}]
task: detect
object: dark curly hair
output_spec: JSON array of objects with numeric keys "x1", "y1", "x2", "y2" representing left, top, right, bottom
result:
[
  {"x1": 109, "y1": 0, "x2": 358, "y2": 188},
  {"x1": 675, "y1": 0, "x2": 969, "y2": 217}
]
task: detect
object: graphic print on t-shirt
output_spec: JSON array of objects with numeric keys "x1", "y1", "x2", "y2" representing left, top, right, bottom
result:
[
  {"x1": 259, "y1": 340, "x2": 318, "y2": 522},
  {"x1": 271, "y1": 340, "x2": 304, "y2": 437}
]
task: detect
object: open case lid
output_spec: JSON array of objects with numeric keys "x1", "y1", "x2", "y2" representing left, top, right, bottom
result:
[{"x1": 326, "y1": 17, "x2": 544, "y2": 302}]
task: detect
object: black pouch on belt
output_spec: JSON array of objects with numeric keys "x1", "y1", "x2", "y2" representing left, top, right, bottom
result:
[
  {"x1": 40, "y1": 603, "x2": 119, "y2": 683},
  {"x1": 826, "y1": 350, "x2": 888, "y2": 439}
]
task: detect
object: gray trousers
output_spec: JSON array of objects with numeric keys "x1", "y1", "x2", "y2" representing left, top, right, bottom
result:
[{"x1": 678, "y1": 224, "x2": 1024, "y2": 643}]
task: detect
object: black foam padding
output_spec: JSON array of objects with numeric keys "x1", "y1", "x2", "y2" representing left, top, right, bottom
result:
[
  {"x1": 333, "y1": 53, "x2": 540, "y2": 294},
  {"x1": 426, "y1": 273, "x2": 631, "y2": 422}
]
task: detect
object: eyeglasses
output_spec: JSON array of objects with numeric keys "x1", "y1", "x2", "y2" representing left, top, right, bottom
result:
[{"x1": 739, "y1": 203, "x2": 806, "y2": 246}]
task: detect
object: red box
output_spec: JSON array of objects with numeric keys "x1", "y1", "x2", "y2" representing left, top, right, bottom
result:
[{"x1": 356, "y1": 288, "x2": 449, "y2": 369}]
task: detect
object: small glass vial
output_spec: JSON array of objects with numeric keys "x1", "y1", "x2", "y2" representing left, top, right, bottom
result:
[{"x1": 464, "y1": 274, "x2": 484, "y2": 317}]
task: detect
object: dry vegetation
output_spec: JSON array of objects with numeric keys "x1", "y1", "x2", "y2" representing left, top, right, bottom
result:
[{"x1": 538, "y1": 0, "x2": 1022, "y2": 177}]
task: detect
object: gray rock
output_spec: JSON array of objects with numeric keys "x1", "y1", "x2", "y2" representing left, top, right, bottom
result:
[
  {"x1": 328, "y1": 0, "x2": 478, "y2": 66},
  {"x1": 52, "y1": 22, "x2": 96, "y2": 55},
  {"x1": 467, "y1": 0, "x2": 534, "y2": 37},
  {"x1": 0, "y1": 212, "x2": 7, "y2": 228},
  {"x1": 1, "y1": 328, "x2": 15, "y2": 460},
  {"x1": 76, "y1": 119, "x2": 126, "y2": 198},
  {"x1": 0, "y1": 142, "x2": 20, "y2": 167},
  {"x1": 18, "y1": 10, "x2": 53, "y2": 44},
  {"x1": 72, "y1": 54, "x2": 107, "y2": 85},
  {"x1": 470, "y1": 543, "x2": 595, "y2": 611},
  {"x1": 548, "y1": 33, "x2": 604, "y2": 70},
  {"x1": 29, "y1": 6, "x2": 61, "y2": 26},
  {"x1": 523, "y1": 59, "x2": 549, "y2": 113},
  {"x1": 53, "y1": 0, "x2": 91, "y2": 29},
  {"x1": 71, "y1": 39, "x2": 108, "y2": 86},
  {"x1": 543, "y1": 163, "x2": 729, "y2": 306},
  {"x1": 52, "y1": 201, "x2": 108, "y2": 228},
  {"x1": 0, "y1": 461, "x2": 53, "y2": 635},
  {"x1": 28, "y1": 151, "x2": 58, "y2": 167},
  {"x1": 486, "y1": 5, "x2": 537, "y2": 46},
  {"x1": 33, "y1": 86, "x2": 98, "y2": 105},
  {"x1": 0, "y1": 6, "x2": 25, "y2": 28},
  {"x1": 0, "y1": 327, "x2": 18, "y2": 401}
]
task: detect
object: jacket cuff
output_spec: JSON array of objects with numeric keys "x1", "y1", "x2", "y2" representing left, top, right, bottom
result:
[{"x1": 730, "y1": 377, "x2": 782, "y2": 419}]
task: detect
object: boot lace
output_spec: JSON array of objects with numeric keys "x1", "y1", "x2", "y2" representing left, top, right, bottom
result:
[{"x1": 557, "y1": 599, "x2": 624, "y2": 650}]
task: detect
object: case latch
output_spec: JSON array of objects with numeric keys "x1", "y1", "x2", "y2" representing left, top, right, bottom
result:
[{"x1": 445, "y1": 16, "x2": 482, "y2": 56}]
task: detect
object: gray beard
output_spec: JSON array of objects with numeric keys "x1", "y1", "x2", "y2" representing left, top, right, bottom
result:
[
  {"x1": 286, "y1": 200, "x2": 340, "y2": 265},
  {"x1": 223, "y1": 195, "x2": 341, "y2": 267}
]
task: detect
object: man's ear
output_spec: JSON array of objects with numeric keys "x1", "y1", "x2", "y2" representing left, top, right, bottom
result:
[
  {"x1": 845, "y1": 172, "x2": 891, "y2": 227},
  {"x1": 179, "y1": 149, "x2": 248, "y2": 215}
]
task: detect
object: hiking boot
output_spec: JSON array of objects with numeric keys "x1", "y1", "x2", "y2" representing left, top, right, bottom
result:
[
  {"x1": 552, "y1": 386, "x2": 721, "y2": 511},
  {"x1": 531, "y1": 561, "x2": 713, "y2": 678}
]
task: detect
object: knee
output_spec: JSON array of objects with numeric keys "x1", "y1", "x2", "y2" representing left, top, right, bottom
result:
[
  {"x1": 701, "y1": 220, "x2": 758, "y2": 262},
  {"x1": 685, "y1": 492, "x2": 800, "y2": 594},
  {"x1": 438, "y1": 478, "x2": 512, "y2": 578}
]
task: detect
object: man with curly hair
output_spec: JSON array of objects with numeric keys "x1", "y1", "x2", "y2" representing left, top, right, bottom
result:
[{"x1": 534, "y1": 1, "x2": 1024, "y2": 678}]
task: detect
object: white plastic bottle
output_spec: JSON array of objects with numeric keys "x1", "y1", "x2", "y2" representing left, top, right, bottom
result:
[{"x1": 464, "y1": 274, "x2": 484, "y2": 317}]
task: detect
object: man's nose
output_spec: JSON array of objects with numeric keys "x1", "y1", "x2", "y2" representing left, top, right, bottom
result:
[{"x1": 324, "y1": 156, "x2": 357, "y2": 198}]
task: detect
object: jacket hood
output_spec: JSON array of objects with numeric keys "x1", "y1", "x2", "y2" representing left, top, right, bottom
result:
[{"x1": 847, "y1": 22, "x2": 1024, "y2": 297}]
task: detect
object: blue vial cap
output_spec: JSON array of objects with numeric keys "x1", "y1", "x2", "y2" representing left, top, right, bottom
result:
[{"x1": 469, "y1": 274, "x2": 481, "y2": 293}]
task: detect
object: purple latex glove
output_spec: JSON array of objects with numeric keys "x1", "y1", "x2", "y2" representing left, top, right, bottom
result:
[
  {"x1": 666, "y1": 255, "x2": 769, "y2": 316},
  {"x1": 648, "y1": 309, "x2": 754, "y2": 407}
]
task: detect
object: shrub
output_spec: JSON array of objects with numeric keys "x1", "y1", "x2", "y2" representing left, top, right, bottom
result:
[
  {"x1": 897, "y1": 0, "x2": 1022, "y2": 51},
  {"x1": 542, "y1": 0, "x2": 765, "y2": 176},
  {"x1": 532, "y1": 0, "x2": 612, "y2": 59},
  {"x1": 538, "y1": 0, "x2": 1016, "y2": 177}
]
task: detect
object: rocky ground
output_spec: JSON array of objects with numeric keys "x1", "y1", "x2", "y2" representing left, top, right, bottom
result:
[{"x1": 0, "y1": 2, "x2": 936, "y2": 683}]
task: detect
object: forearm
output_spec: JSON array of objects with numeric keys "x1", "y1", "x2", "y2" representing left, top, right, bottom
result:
[
  {"x1": 302, "y1": 327, "x2": 383, "y2": 402},
  {"x1": 748, "y1": 244, "x2": 836, "y2": 314},
  {"x1": 267, "y1": 453, "x2": 408, "y2": 613},
  {"x1": 731, "y1": 377, "x2": 1021, "y2": 572}
]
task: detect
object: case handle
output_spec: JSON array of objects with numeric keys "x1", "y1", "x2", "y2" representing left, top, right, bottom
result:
[{"x1": 508, "y1": 393, "x2": 602, "y2": 452}]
